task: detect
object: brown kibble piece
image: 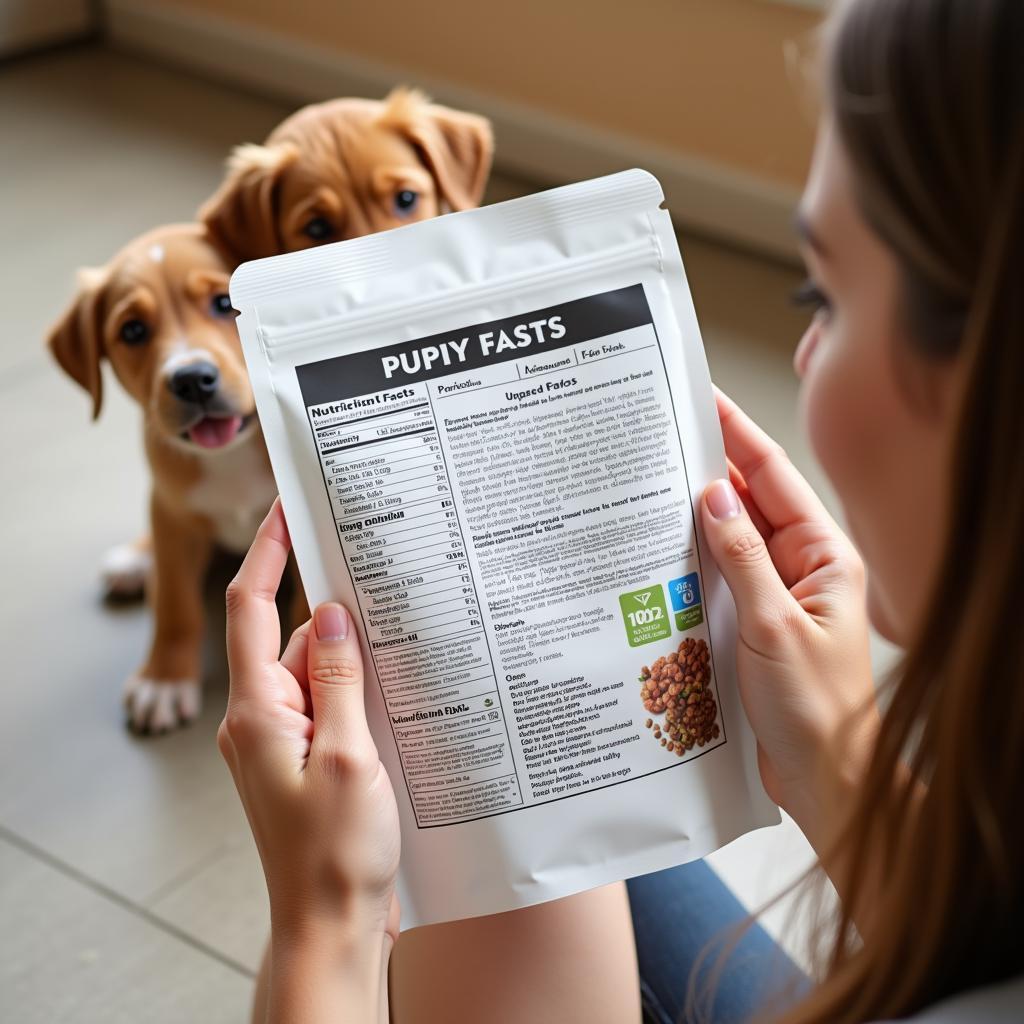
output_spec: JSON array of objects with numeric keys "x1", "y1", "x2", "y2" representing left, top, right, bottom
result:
[{"x1": 636, "y1": 637, "x2": 718, "y2": 756}]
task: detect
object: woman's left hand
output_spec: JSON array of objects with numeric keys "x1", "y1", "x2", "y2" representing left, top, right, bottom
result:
[{"x1": 218, "y1": 498, "x2": 400, "y2": 1014}]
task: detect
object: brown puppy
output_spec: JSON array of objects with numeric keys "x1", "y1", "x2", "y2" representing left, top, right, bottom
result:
[
  {"x1": 200, "y1": 87, "x2": 493, "y2": 263},
  {"x1": 48, "y1": 224, "x2": 279, "y2": 733}
]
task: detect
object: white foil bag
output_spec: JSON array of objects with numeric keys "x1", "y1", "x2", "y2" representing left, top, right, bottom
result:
[{"x1": 231, "y1": 169, "x2": 779, "y2": 930}]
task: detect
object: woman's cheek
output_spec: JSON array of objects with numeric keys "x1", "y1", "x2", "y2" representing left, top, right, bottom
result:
[{"x1": 798, "y1": 324, "x2": 908, "y2": 643}]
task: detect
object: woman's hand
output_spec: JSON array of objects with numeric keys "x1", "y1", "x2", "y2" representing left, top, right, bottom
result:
[
  {"x1": 218, "y1": 498, "x2": 400, "y2": 1023},
  {"x1": 701, "y1": 391, "x2": 879, "y2": 854}
]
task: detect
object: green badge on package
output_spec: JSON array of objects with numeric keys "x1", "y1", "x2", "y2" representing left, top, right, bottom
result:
[
  {"x1": 675, "y1": 606, "x2": 703, "y2": 631},
  {"x1": 618, "y1": 584, "x2": 672, "y2": 647}
]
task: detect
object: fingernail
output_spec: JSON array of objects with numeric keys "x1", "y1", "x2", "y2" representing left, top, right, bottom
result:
[
  {"x1": 315, "y1": 603, "x2": 348, "y2": 641},
  {"x1": 706, "y1": 479, "x2": 741, "y2": 520}
]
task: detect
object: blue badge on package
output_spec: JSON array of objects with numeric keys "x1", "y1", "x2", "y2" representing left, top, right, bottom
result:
[
  {"x1": 669, "y1": 572, "x2": 703, "y2": 630},
  {"x1": 669, "y1": 572, "x2": 701, "y2": 611}
]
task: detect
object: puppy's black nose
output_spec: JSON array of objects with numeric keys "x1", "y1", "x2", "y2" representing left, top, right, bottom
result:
[{"x1": 169, "y1": 361, "x2": 219, "y2": 405}]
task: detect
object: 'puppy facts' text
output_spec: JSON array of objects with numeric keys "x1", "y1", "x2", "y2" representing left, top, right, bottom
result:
[{"x1": 381, "y1": 316, "x2": 566, "y2": 380}]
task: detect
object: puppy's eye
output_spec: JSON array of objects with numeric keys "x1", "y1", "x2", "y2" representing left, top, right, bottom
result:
[
  {"x1": 119, "y1": 319, "x2": 149, "y2": 345},
  {"x1": 394, "y1": 189, "x2": 419, "y2": 215},
  {"x1": 210, "y1": 293, "x2": 236, "y2": 317},
  {"x1": 303, "y1": 217, "x2": 334, "y2": 241}
]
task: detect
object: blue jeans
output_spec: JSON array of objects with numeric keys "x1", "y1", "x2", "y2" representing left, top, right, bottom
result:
[{"x1": 626, "y1": 861, "x2": 809, "y2": 1024}]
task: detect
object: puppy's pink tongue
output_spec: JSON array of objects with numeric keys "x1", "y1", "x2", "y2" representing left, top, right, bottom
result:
[{"x1": 188, "y1": 416, "x2": 242, "y2": 449}]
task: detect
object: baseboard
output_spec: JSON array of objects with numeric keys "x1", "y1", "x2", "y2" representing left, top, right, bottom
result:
[
  {"x1": 1, "y1": 0, "x2": 95, "y2": 59},
  {"x1": 105, "y1": 0, "x2": 801, "y2": 263}
]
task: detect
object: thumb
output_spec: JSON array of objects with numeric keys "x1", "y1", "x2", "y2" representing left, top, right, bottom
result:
[
  {"x1": 701, "y1": 479, "x2": 793, "y2": 646},
  {"x1": 306, "y1": 602, "x2": 374, "y2": 760}
]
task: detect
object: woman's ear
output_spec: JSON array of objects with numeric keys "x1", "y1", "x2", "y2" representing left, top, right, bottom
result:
[
  {"x1": 47, "y1": 266, "x2": 109, "y2": 421},
  {"x1": 199, "y1": 142, "x2": 300, "y2": 264},
  {"x1": 381, "y1": 88, "x2": 493, "y2": 211}
]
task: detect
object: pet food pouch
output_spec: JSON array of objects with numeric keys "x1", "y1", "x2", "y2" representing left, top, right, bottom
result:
[{"x1": 231, "y1": 170, "x2": 779, "y2": 929}]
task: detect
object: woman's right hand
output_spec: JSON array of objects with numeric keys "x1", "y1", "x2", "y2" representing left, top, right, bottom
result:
[{"x1": 700, "y1": 390, "x2": 878, "y2": 851}]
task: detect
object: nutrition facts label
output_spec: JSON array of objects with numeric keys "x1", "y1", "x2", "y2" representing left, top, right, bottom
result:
[
  {"x1": 297, "y1": 285, "x2": 725, "y2": 828},
  {"x1": 308, "y1": 389, "x2": 522, "y2": 826}
]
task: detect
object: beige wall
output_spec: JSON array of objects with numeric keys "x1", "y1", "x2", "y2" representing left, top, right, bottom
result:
[{"x1": 153, "y1": 0, "x2": 822, "y2": 190}]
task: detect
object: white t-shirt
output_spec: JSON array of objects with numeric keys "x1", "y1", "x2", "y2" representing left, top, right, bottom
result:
[{"x1": 878, "y1": 974, "x2": 1024, "y2": 1022}]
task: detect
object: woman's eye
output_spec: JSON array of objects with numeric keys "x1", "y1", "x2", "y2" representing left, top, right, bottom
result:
[
  {"x1": 303, "y1": 217, "x2": 334, "y2": 241},
  {"x1": 119, "y1": 318, "x2": 149, "y2": 345},
  {"x1": 791, "y1": 278, "x2": 833, "y2": 319},
  {"x1": 394, "y1": 189, "x2": 419, "y2": 216},
  {"x1": 210, "y1": 293, "x2": 236, "y2": 317}
]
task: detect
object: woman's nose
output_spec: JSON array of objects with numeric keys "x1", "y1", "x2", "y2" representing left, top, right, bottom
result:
[{"x1": 793, "y1": 324, "x2": 820, "y2": 379}]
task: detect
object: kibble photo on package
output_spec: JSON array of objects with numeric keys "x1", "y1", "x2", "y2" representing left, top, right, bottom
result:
[{"x1": 231, "y1": 169, "x2": 779, "y2": 929}]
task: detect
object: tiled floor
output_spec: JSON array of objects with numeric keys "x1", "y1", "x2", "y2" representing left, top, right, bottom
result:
[{"x1": 0, "y1": 45, "x2": 896, "y2": 1021}]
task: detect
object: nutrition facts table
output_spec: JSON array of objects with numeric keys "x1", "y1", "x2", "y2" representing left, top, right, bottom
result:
[{"x1": 307, "y1": 387, "x2": 523, "y2": 827}]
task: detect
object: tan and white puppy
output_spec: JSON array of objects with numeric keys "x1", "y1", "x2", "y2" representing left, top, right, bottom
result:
[
  {"x1": 200, "y1": 87, "x2": 493, "y2": 263},
  {"x1": 48, "y1": 224, "x2": 280, "y2": 733}
]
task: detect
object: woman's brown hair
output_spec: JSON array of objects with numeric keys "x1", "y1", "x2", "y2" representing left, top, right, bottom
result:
[{"x1": 778, "y1": 0, "x2": 1024, "y2": 1020}]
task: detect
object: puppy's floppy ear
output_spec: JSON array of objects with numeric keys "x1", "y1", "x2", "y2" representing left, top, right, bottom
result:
[
  {"x1": 199, "y1": 142, "x2": 300, "y2": 263},
  {"x1": 47, "y1": 266, "x2": 108, "y2": 421},
  {"x1": 381, "y1": 87, "x2": 493, "y2": 211}
]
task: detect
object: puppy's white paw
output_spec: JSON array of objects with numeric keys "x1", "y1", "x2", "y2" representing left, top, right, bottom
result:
[
  {"x1": 101, "y1": 543, "x2": 152, "y2": 599},
  {"x1": 123, "y1": 676, "x2": 201, "y2": 734}
]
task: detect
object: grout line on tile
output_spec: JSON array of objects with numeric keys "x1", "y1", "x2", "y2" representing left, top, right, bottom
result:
[{"x1": 0, "y1": 823, "x2": 256, "y2": 980}]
